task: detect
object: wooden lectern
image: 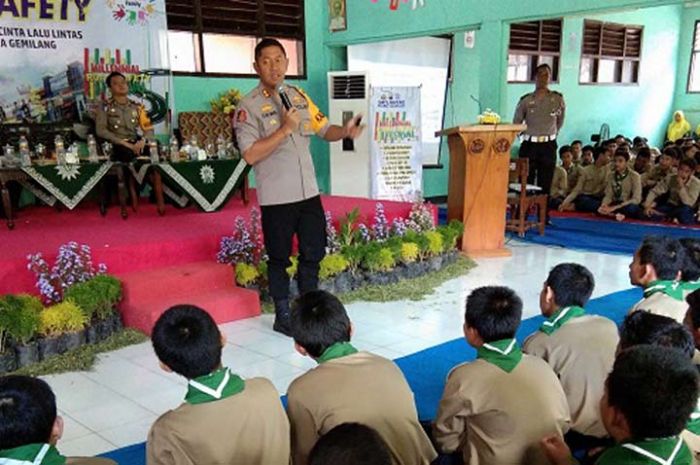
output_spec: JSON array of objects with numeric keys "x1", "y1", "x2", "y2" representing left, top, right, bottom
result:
[{"x1": 435, "y1": 124, "x2": 526, "y2": 257}]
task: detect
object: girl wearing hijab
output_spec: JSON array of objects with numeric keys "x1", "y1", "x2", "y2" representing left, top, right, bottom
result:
[{"x1": 667, "y1": 110, "x2": 691, "y2": 142}]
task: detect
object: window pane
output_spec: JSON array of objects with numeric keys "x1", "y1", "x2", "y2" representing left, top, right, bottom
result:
[
  {"x1": 507, "y1": 54, "x2": 531, "y2": 82},
  {"x1": 272, "y1": 38, "x2": 304, "y2": 76},
  {"x1": 202, "y1": 34, "x2": 256, "y2": 74},
  {"x1": 598, "y1": 59, "x2": 617, "y2": 83},
  {"x1": 621, "y1": 60, "x2": 638, "y2": 84},
  {"x1": 580, "y1": 57, "x2": 594, "y2": 83},
  {"x1": 168, "y1": 31, "x2": 199, "y2": 72},
  {"x1": 690, "y1": 52, "x2": 700, "y2": 92}
]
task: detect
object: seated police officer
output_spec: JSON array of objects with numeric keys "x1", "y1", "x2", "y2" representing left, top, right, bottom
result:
[{"x1": 95, "y1": 72, "x2": 153, "y2": 162}]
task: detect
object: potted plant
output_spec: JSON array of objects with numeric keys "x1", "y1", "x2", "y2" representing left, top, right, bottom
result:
[
  {"x1": 65, "y1": 274, "x2": 123, "y2": 343},
  {"x1": 0, "y1": 297, "x2": 18, "y2": 373},
  {"x1": 7, "y1": 295, "x2": 41, "y2": 368},
  {"x1": 37, "y1": 300, "x2": 87, "y2": 359}
]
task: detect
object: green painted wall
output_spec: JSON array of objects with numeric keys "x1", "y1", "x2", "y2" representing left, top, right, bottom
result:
[
  {"x1": 506, "y1": 5, "x2": 681, "y2": 151},
  {"x1": 171, "y1": 1, "x2": 341, "y2": 192},
  {"x1": 673, "y1": 5, "x2": 700, "y2": 132}
]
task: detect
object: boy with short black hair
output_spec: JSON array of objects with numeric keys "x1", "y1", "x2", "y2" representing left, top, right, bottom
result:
[
  {"x1": 524, "y1": 264, "x2": 618, "y2": 441},
  {"x1": 598, "y1": 149, "x2": 642, "y2": 221},
  {"x1": 633, "y1": 147, "x2": 652, "y2": 175},
  {"x1": 644, "y1": 158, "x2": 700, "y2": 225},
  {"x1": 147, "y1": 305, "x2": 290, "y2": 465},
  {"x1": 551, "y1": 146, "x2": 581, "y2": 209},
  {"x1": 571, "y1": 140, "x2": 583, "y2": 165},
  {"x1": 642, "y1": 147, "x2": 677, "y2": 191},
  {"x1": 628, "y1": 236, "x2": 688, "y2": 322},
  {"x1": 581, "y1": 145, "x2": 595, "y2": 167},
  {"x1": 618, "y1": 311, "x2": 695, "y2": 358},
  {"x1": 287, "y1": 290, "x2": 436, "y2": 465},
  {"x1": 560, "y1": 147, "x2": 610, "y2": 212},
  {"x1": 434, "y1": 286, "x2": 570, "y2": 465},
  {"x1": 681, "y1": 238, "x2": 700, "y2": 282},
  {"x1": 542, "y1": 345, "x2": 698, "y2": 465},
  {"x1": 0, "y1": 375, "x2": 115, "y2": 465},
  {"x1": 308, "y1": 423, "x2": 392, "y2": 465}
]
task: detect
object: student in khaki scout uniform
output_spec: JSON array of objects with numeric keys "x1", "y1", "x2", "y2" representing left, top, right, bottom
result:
[
  {"x1": 633, "y1": 147, "x2": 652, "y2": 176},
  {"x1": 559, "y1": 147, "x2": 610, "y2": 213},
  {"x1": 628, "y1": 236, "x2": 694, "y2": 323},
  {"x1": 0, "y1": 375, "x2": 116, "y2": 465},
  {"x1": 598, "y1": 149, "x2": 642, "y2": 221},
  {"x1": 641, "y1": 148, "x2": 676, "y2": 192},
  {"x1": 580, "y1": 145, "x2": 595, "y2": 167},
  {"x1": 513, "y1": 64, "x2": 566, "y2": 201},
  {"x1": 550, "y1": 146, "x2": 580, "y2": 210},
  {"x1": 434, "y1": 286, "x2": 571, "y2": 465},
  {"x1": 523, "y1": 264, "x2": 618, "y2": 445},
  {"x1": 571, "y1": 140, "x2": 583, "y2": 165},
  {"x1": 95, "y1": 72, "x2": 154, "y2": 162},
  {"x1": 617, "y1": 310, "x2": 700, "y2": 465},
  {"x1": 644, "y1": 158, "x2": 700, "y2": 225},
  {"x1": 286, "y1": 290, "x2": 436, "y2": 465},
  {"x1": 308, "y1": 423, "x2": 393, "y2": 465},
  {"x1": 147, "y1": 305, "x2": 290, "y2": 465},
  {"x1": 234, "y1": 39, "x2": 363, "y2": 336},
  {"x1": 541, "y1": 346, "x2": 698, "y2": 465}
]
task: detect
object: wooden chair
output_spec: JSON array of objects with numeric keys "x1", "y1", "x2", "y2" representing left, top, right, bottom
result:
[{"x1": 506, "y1": 158, "x2": 547, "y2": 237}]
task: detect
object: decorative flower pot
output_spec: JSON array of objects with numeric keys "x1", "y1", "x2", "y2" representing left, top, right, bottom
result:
[
  {"x1": 58, "y1": 331, "x2": 86, "y2": 354},
  {"x1": 427, "y1": 255, "x2": 444, "y2": 272},
  {"x1": 15, "y1": 342, "x2": 39, "y2": 368},
  {"x1": 85, "y1": 324, "x2": 99, "y2": 344},
  {"x1": 38, "y1": 336, "x2": 61, "y2": 360},
  {"x1": 0, "y1": 351, "x2": 17, "y2": 374}
]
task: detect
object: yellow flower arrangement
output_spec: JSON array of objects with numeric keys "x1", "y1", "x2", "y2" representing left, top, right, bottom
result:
[{"x1": 210, "y1": 88, "x2": 243, "y2": 115}]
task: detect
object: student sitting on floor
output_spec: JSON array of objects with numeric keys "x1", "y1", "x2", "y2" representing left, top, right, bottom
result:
[
  {"x1": 628, "y1": 236, "x2": 689, "y2": 323},
  {"x1": 286, "y1": 290, "x2": 436, "y2": 465},
  {"x1": 0, "y1": 375, "x2": 116, "y2": 465},
  {"x1": 308, "y1": 423, "x2": 392, "y2": 465},
  {"x1": 559, "y1": 147, "x2": 610, "y2": 213},
  {"x1": 571, "y1": 140, "x2": 583, "y2": 165},
  {"x1": 433, "y1": 286, "x2": 570, "y2": 465},
  {"x1": 523, "y1": 264, "x2": 618, "y2": 448},
  {"x1": 147, "y1": 305, "x2": 290, "y2": 465},
  {"x1": 641, "y1": 147, "x2": 677, "y2": 193},
  {"x1": 598, "y1": 148, "x2": 642, "y2": 221},
  {"x1": 541, "y1": 345, "x2": 698, "y2": 465},
  {"x1": 550, "y1": 146, "x2": 579, "y2": 210},
  {"x1": 644, "y1": 158, "x2": 700, "y2": 225},
  {"x1": 580, "y1": 145, "x2": 595, "y2": 167},
  {"x1": 617, "y1": 311, "x2": 700, "y2": 465},
  {"x1": 633, "y1": 147, "x2": 652, "y2": 175}
]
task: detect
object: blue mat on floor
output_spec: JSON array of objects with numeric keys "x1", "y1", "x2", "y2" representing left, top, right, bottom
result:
[
  {"x1": 100, "y1": 287, "x2": 642, "y2": 464},
  {"x1": 517, "y1": 216, "x2": 700, "y2": 255}
]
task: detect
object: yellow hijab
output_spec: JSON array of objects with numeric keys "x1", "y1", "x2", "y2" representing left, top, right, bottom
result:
[{"x1": 667, "y1": 110, "x2": 691, "y2": 142}]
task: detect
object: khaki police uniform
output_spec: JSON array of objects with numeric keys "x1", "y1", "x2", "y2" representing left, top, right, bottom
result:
[
  {"x1": 286, "y1": 351, "x2": 437, "y2": 465},
  {"x1": 562, "y1": 164, "x2": 609, "y2": 211},
  {"x1": 523, "y1": 315, "x2": 618, "y2": 437},
  {"x1": 147, "y1": 377, "x2": 290, "y2": 465},
  {"x1": 234, "y1": 83, "x2": 331, "y2": 304},
  {"x1": 95, "y1": 98, "x2": 154, "y2": 162},
  {"x1": 513, "y1": 90, "x2": 566, "y2": 198},
  {"x1": 433, "y1": 354, "x2": 570, "y2": 465}
]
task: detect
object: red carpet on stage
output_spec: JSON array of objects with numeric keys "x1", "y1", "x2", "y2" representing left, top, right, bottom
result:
[{"x1": 1, "y1": 191, "x2": 419, "y2": 333}]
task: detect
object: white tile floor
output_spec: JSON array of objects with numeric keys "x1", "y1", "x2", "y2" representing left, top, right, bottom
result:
[{"x1": 46, "y1": 241, "x2": 634, "y2": 456}]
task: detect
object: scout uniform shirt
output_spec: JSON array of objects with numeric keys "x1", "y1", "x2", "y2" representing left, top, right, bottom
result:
[
  {"x1": 523, "y1": 307, "x2": 619, "y2": 437},
  {"x1": 550, "y1": 166, "x2": 568, "y2": 198},
  {"x1": 286, "y1": 343, "x2": 437, "y2": 465},
  {"x1": 147, "y1": 368, "x2": 290, "y2": 465},
  {"x1": 641, "y1": 165, "x2": 675, "y2": 188},
  {"x1": 434, "y1": 339, "x2": 571, "y2": 465},
  {"x1": 682, "y1": 401, "x2": 700, "y2": 465},
  {"x1": 513, "y1": 90, "x2": 566, "y2": 138},
  {"x1": 602, "y1": 169, "x2": 642, "y2": 206},
  {"x1": 563, "y1": 163, "x2": 609, "y2": 206},
  {"x1": 566, "y1": 163, "x2": 582, "y2": 192},
  {"x1": 628, "y1": 280, "x2": 700, "y2": 323},
  {"x1": 95, "y1": 98, "x2": 154, "y2": 145},
  {"x1": 595, "y1": 436, "x2": 691, "y2": 465},
  {"x1": 645, "y1": 174, "x2": 700, "y2": 209},
  {"x1": 234, "y1": 84, "x2": 330, "y2": 206},
  {"x1": 0, "y1": 443, "x2": 116, "y2": 465}
]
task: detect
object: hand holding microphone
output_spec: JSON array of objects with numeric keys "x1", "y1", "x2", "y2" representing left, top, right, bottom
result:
[{"x1": 344, "y1": 114, "x2": 365, "y2": 140}]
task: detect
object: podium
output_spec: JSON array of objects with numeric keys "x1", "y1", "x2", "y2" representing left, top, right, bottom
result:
[{"x1": 435, "y1": 124, "x2": 525, "y2": 257}]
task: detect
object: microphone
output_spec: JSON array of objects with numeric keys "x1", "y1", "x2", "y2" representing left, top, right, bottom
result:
[{"x1": 278, "y1": 85, "x2": 292, "y2": 111}]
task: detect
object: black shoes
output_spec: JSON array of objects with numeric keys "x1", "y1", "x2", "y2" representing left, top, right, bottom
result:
[{"x1": 272, "y1": 299, "x2": 292, "y2": 337}]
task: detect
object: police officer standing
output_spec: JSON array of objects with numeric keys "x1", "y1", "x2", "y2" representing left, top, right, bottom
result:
[
  {"x1": 95, "y1": 72, "x2": 154, "y2": 162},
  {"x1": 234, "y1": 38, "x2": 363, "y2": 336},
  {"x1": 513, "y1": 64, "x2": 565, "y2": 203}
]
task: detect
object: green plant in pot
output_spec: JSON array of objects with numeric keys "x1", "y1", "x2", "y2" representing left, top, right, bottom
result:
[
  {"x1": 64, "y1": 274, "x2": 123, "y2": 343},
  {"x1": 5, "y1": 295, "x2": 41, "y2": 368},
  {"x1": 38, "y1": 300, "x2": 87, "y2": 359}
]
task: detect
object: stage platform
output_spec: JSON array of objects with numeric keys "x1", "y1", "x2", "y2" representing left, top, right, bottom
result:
[{"x1": 0, "y1": 192, "x2": 419, "y2": 333}]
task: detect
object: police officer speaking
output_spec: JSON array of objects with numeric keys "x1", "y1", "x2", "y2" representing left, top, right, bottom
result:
[
  {"x1": 513, "y1": 63, "x2": 566, "y2": 202},
  {"x1": 234, "y1": 38, "x2": 363, "y2": 336}
]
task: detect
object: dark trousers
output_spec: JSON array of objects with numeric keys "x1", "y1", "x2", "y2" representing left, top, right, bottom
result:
[
  {"x1": 648, "y1": 203, "x2": 697, "y2": 224},
  {"x1": 574, "y1": 194, "x2": 603, "y2": 213},
  {"x1": 111, "y1": 138, "x2": 152, "y2": 163},
  {"x1": 519, "y1": 140, "x2": 557, "y2": 196},
  {"x1": 604, "y1": 202, "x2": 642, "y2": 219},
  {"x1": 260, "y1": 195, "x2": 326, "y2": 301}
]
